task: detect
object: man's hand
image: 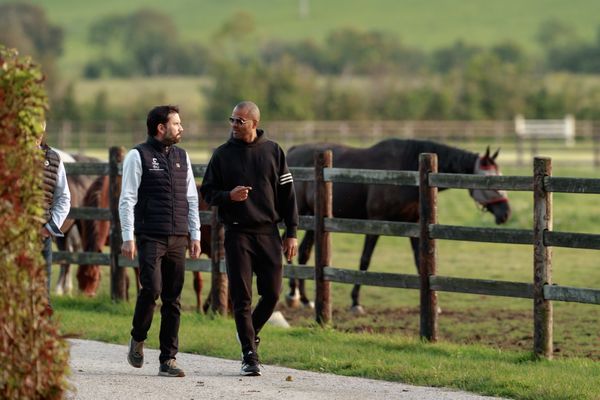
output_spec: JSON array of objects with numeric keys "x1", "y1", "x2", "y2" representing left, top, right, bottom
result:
[
  {"x1": 282, "y1": 237, "x2": 298, "y2": 263},
  {"x1": 189, "y1": 239, "x2": 201, "y2": 259},
  {"x1": 230, "y1": 186, "x2": 252, "y2": 202},
  {"x1": 121, "y1": 240, "x2": 137, "y2": 260}
]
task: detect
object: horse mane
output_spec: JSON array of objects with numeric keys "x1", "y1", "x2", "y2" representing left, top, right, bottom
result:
[{"x1": 377, "y1": 139, "x2": 479, "y2": 173}]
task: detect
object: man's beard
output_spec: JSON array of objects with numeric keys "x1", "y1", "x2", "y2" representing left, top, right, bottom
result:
[{"x1": 163, "y1": 132, "x2": 181, "y2": 145}]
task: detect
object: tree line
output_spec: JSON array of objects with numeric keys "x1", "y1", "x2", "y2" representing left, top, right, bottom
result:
[{"x1": 3, "y1": 3, "x2": 600, "y2": 122}]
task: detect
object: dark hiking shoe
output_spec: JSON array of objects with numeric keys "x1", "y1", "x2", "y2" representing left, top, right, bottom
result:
[
  {"x1": 159, "y1": 359, "x2": 185, "y2": 377},
  {"x1": 240, "y1": 351, "x2": 261, "y2": 376},
  {"x1": 127, "y1": 338, "x2": 144, "y2": 368}
]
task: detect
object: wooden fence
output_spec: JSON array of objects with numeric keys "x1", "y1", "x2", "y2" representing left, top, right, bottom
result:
[{"x1": 56, "y1": 147, "x2": 600, "y2": 360}]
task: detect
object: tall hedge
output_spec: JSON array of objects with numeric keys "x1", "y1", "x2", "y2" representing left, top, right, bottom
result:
[{"x1": 0, "y1": 46, "x2": 69, "y2": 399}]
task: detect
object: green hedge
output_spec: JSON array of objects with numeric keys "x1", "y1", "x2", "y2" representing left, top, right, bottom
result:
[{"x1": 0, "y1": 46, "x2": 69, "y2": 400}]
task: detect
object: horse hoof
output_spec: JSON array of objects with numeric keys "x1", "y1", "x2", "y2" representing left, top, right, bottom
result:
[
  {"x1": 285, "y1": 294, "x2": 301, "y2": 308},
  {"x1": 437, "y1": 306, "x2": 442, "y2": 315},
  {"x1": 350, "y1": 305, "x2": 366, "y2": 315},
  {"x1": 301, "y1": 300, "x2": 315, "y2": 309},
  {"x1": 55, "y1": 286, "x2": 64, "y2": 296}
]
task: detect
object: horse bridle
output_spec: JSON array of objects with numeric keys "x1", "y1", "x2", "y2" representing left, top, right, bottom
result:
[{"x1": 470, "y1": 157, "x2": 509, "y2": 208}]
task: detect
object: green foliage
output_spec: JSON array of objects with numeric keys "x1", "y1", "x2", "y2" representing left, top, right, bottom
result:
[
  {"x1": 84, "y1": 8, "x2": 210, "y2": 77},
  {"x1": 0, "y1": 2, "x2": 63, "y2": 95},
  {"x1": 0, "y1": 46, "x2": 69, "y2": 400},
  {"x1": 204, "y1": 58, "x2": 317, "y2": 120}
]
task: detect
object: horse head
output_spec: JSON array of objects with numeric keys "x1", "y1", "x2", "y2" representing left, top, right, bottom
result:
[{"x1": 469, "y1": 147, "x2": 511, "y2": 225}]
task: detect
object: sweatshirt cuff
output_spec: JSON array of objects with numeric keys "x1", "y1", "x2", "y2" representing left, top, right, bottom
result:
[
  {"x1": 220, "y1": 191, "x2": 234, "y2": 204},
  {"x1": 285, "y1": 226, "x2": 297, "y2": 238}
]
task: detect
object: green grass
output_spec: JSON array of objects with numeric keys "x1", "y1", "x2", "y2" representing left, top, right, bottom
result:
[
  {"x1": 7, "y1": 0, "x2": 600, "y2": 74},
  {"x1": 47, "y1": 160, "x2": 600, "y2": 397},
  {"x1": 53, "y1": 295, "x2": 600, "y2": 400}
]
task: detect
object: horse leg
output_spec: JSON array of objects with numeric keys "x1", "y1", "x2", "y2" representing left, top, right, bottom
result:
[
  {"x1": 286, "y1": 230, "x2": 314, "y2": 308},
  {"x1": 193, "y1": 271, "x2": 203, "y2": 313},
  {"x1": 54, "y1": 236, "x2": 66, "y2": 296},
  {"x1": 350, "y1": 234, "x2": 380, "y2": 315},
  {"x1": 64, "y1": 225, "x2": 82, "y2": 296},
  {"x1": 410, "y1": 237, "x2": 420, "y2": 274},
  {"x1": 55, "y1": 264, "x2": 67, "y2": 296}
]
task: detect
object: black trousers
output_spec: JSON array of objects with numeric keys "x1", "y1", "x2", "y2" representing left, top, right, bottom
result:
[
  {"x1": 131, "y1": 234, "x2": 187, "y2": 363},
  {"x1": 225, "y1": 230, "x2": 283, "y2": 355}
]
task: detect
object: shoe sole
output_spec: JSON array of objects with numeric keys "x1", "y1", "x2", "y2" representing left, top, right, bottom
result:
[
  {"x1": 240, "y1": 370, "x2": 261, "y2": 376},
  {"x1": 158, "y1": 371, "x2": 185, "y2": 377},
  {"x1": 127, "y1": 355, "x2": 143, "y2": 368}
]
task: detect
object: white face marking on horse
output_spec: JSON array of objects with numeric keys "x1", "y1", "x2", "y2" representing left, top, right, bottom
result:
[{"x1": 470, "y1": 157, "x2": 509, "y2": 208}]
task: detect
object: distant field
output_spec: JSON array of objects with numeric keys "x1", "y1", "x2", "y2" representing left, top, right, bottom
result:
[
  {"x1": 73, "y1": 77, "x2": 211, "y2": 119},
  {"x1": 8, "y1": 0, "x2": 600, "y2": 74}
]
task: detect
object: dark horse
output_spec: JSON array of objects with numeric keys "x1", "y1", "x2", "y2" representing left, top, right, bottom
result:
[
  {"x1": 77, "y1": 176, "x2": 217, "y2": 312},
  {"x1": 286, "y1": 139, "x2": 511, "y2": 314}
]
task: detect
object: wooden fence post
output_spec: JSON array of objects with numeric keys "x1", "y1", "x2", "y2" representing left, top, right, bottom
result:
[
  {"x1": 109, "y1": 146, "x2": 127, "y2": 301},
  {"x1": 210, "y1": 206, "x2": 228, "y2": 315},
  {"x1": 533, "y1": 157, "x2": 553, "y2": 359},
  {"x1": 315, "y1": 150, "x2": 332, "y2": 325},
  {"x1": 419, "y1": 153, "x2": 438, "y2": 342}
]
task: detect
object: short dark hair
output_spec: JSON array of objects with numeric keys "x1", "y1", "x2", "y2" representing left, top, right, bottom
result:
[{"x1": 146, "y1": 105, "x2": 180, "y2": 136}]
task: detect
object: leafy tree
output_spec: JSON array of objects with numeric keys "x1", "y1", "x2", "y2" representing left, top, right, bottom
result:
[
  {"x1": 536, "y1": 19, "x2": 580, "y2": 50},
  {"x1": 323, "y1": 27, "x2": 424, "y2": 74},
  {"x1": 491, "y1": 40, "x2": 526, "y2": 64},
  {"x1": 85, "y1": 8, "x2": 210, "y2": 77},
  {"x1": 313, "y1": 81, "x2": 369, "y2": 120},
  {"x1": 448, "y1": 52, "x2": 533, "y2": 119},
  {"x1": 204, "y1": 57, "x2": 317, "y2": 121},
  {"x1": 431, "y1": 40, "x2": 483, "y2": 73},
  {"x1": 0, "y1": 2, "x2": 63, "y2": 94}
]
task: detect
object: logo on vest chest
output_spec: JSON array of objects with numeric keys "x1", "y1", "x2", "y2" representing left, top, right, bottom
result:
[{"x1": 150, "y1": 157, "x2": 164, "y2": 171}]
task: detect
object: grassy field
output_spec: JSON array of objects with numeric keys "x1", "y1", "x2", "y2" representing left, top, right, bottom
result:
[
  {"x1": 53, "y1": 295, "x2": 600, "y2": 399},
  {"x1": 47, "y1": 159, "x2": 600, "y2": 398},
  {"x1": 8, "y1": 0, "x2": 600, "y2": 74}
]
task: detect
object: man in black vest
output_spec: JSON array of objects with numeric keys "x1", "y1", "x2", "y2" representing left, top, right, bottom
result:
[
  {"x1": 119, "y1": 105, "x2": 201, "y2": 377},
  {"x1": 201, "y1": 101, "x2": 298, "y2": 376},
  {"x1": 36, "y1": 123, "x2": 71, "y2": 303}
]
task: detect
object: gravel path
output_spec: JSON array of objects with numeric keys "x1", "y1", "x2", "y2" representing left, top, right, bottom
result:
[{"x1": 66, "y1": 339, "x2": 508, "y2": 400}]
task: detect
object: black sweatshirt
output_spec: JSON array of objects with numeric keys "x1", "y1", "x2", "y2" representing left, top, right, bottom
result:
[{"x1": 200, "y1": 129, "x2": 298, "y2": 238}]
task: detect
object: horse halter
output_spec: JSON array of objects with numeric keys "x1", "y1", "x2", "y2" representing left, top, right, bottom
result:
[{"x1": 470, "y1": 157, "x2": 509, "y2": 208}]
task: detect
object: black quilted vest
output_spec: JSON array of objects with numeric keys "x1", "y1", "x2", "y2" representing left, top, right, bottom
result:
[
  {"x1": 133, "y1": 137, "x2": 189, "y2": 236},
  {"x1": 42, "y1": 145, "x2": 60, "y2": 222}
]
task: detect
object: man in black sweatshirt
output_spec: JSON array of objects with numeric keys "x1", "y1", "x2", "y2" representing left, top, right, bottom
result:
[{"x1": 200, "y1": 101, "x2": 298, "y2": 376}]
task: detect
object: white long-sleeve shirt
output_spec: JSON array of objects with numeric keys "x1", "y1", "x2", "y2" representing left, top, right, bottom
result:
[
  {"x1": 118, "y1": 149, "x2": 200, "y2": 242},
  {"x1": 45, "y1": 150, "x2": 71, "y2": 237}
]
